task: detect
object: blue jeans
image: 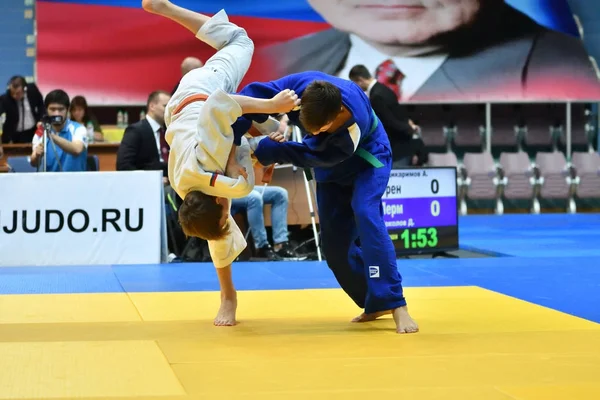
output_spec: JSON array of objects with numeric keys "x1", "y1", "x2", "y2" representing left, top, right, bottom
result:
[{"x1": 231, "y1": 186, "x2": 289, "y2": 249}]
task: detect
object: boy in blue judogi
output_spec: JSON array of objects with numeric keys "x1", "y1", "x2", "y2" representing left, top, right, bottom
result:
[{"x1": 236, "y1": 71, "x2": 418, "y2": 334}]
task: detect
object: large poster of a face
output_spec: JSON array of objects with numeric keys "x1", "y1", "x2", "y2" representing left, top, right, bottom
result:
[{"x1": 259, "y1": 0, "x2": 600, "y2": 102}]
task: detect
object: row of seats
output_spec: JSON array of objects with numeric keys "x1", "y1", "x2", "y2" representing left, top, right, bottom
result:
[
  {"x1": 411, "y1": 103, "x2": 598, "y2": 155},
  {"x1": 429, "y1": 151, "x2": 600, "y2": 214}
]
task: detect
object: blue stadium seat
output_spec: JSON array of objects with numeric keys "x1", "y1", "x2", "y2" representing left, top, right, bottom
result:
[
  {"x1": 87, "y1": 155, "x2": 99, "y2": 171},
  {"x1": 6, "y1": 156, "x2": 38, "y2": 173}
]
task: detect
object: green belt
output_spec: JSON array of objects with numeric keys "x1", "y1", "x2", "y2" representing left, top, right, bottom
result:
[
  {"x1": 355, "y1": 109, "x2": 384, "y2": 168},
  {"x1": 304, "y1": 109, "x2": 384, "y2": 181}
]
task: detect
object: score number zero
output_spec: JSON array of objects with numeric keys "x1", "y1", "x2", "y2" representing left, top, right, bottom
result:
[{"x1": 430, "y1": 179, "x2": 440, "y2": 217}]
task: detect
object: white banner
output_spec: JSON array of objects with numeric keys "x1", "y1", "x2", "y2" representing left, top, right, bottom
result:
[{"x1": 0, "y1": 171, "x2": 167, "y2": 266}]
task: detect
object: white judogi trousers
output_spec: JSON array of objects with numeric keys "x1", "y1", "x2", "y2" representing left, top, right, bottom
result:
[{"x1": 164, "y1": 9, "x2": 255, "y2": 268}]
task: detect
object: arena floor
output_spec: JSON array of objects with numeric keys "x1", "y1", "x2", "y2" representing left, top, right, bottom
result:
[{"x1": 1, "y1": 213, "x2": 599, "y2": 400}]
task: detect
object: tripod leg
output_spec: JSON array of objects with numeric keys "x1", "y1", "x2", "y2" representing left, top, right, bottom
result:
[{"x1": 292, "y1": 126, "x2": 322, "y2": 261}]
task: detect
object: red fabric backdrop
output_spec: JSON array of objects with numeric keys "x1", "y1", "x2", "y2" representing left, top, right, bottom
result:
[{"x1": 36, "y1": 2, "x2": 328, "y2": 105}]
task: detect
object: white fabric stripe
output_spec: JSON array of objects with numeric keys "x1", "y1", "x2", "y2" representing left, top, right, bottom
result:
[{"x1": 348, "y1": 123, "x2": 361, "y2": 151}]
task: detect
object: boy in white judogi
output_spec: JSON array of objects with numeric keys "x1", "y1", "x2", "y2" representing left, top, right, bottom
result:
[{"x1": 142, "y1": 0, "x2": 298, "y2": 326}]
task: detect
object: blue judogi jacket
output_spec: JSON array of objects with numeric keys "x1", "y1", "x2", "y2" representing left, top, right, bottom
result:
[{"x1": 234, "y1": 71, "x2": 391, "y2": 184}]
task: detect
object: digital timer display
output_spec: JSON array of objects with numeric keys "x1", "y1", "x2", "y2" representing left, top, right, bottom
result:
[
  {"x1": 383, "y1": 167, "x2": 459, "y2": 255},
  {"x1": 400, "y1": 227, "x2": 438, "y2": 248}
]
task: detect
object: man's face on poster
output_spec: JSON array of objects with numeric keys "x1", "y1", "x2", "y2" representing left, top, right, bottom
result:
[{"x1": 307, "y1": 0, "x2": 491, "y2": 46}]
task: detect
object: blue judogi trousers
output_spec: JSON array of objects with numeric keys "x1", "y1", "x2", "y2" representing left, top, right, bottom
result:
[{"x1": 316, "y1": 155, "x2": 407, "y2": 314}]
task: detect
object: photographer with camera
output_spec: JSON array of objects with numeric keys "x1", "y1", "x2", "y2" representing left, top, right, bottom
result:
[{"x1": 30, "y1": 89, "x2": 88, "y2": 172}]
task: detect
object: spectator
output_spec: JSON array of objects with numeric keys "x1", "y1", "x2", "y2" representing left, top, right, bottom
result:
[
  {"x1": 30, "y1": 89, "x2": 88, "y2": 172},
  {"x1": 0, "y1": 76, "x2": 44, "y2": 143},
  {"x1": 116, "y1": 90, "x2": 171, "y2": 181},
  {"x1": 70, "y1": 95, "x2": 104, "y2": 142},
  {"x1": 172, "y1": 56, "x2": 204, "y2": 95},
  {"x1": 409, "y1": 137, "x2": 429, "y2": 167},
  {"x1": 231, "y1": 165, "x2": 306, "y2": 261},
  {"x1": 349, "y1": 64, "x2": 418, "y2": 167}
]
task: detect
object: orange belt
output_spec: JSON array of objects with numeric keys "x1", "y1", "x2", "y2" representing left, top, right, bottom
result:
[
  {"x1": 172, "y1": 93, "x2": 209, "y2": 115},
  {"x1": 174, "y1": 93, "x2": 275, "y2": 184}
]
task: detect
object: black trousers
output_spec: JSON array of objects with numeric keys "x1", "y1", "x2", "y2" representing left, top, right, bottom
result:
[{"x1": 2, "y1": 127, "x2": 36, "y2": 144}]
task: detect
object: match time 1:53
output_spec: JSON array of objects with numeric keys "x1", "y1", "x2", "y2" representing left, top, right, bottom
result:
[{"x1": 393, "y1": 227, "x2": 439, "y2": 249}]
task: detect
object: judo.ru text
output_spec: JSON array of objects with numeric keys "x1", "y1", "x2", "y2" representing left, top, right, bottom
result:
[{"x1": 0, "y1": 209, "x2": 144, "y2": 234}]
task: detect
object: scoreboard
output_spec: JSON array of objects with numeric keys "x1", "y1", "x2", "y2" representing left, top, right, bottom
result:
[{"x1": 383, "y1": 167, "x2": 459, "y2": 255}]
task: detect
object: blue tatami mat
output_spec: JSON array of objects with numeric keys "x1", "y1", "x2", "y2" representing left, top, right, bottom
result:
[
  {"x1": 1, "y1": 214, "x2": 599, "y2": 324},
  {"x1": 111, "y1": 260, "x2": 461, "y2": 293},
  {"x1": 0, "y1": 265, "x2": 124, "y2": 295},
  {"x1": 458, "y1": 213, "x2": 600, "y2": 257}
]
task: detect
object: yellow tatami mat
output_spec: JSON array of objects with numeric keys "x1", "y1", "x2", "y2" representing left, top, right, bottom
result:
[
  {"x1": 0, "y1": 287, "x2": 599, "y2": 400},
  {"x1": 0, "y1": 341, "x2": 185, "y2": 399},
  {"x1": 0, "y1": 293, "x2": 142, "y2": 324}
]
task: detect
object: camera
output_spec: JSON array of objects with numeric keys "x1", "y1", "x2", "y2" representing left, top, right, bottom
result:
[{"x1": 41, "y1": 115, "x2": 64, "y2": 125}]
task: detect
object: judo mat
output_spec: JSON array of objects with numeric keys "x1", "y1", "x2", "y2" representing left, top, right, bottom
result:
[{"x1": 1, "y1": 213, "x2": 599, "y2": 400}]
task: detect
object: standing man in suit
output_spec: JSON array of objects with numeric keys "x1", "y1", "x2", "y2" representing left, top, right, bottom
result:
[
  {"x1": 116, "y1": 90, "x2": 171, "y2": 181},
  {"x1": 261, "y1": 0, "x2": 600, "y2": 101},
  {"x1": 349, "y1": 64, "x2": 417, "y2": 167},
  {"x1": 0, "y1": 76, "x2": 44, "y2": 143}
]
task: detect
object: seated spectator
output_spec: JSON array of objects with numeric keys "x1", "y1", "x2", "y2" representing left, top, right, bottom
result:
[
  {"x1": 30, "y1": 89, "x2": 88, "y2": 172},
  {"x1": 0, "y1": 75, "x2": 44, "y2": 144},
  {"x1": 116, "y1": 90, "x2": 171, "y2": 181},
  {"x1": 231, "y1": 165, "x2": 305, "y2": 261},
  {"x1": 70, "y1": 95, "x2": 104, "y2": 142}
]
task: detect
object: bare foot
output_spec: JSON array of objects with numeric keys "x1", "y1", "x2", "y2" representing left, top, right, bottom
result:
[
  {"x1": 393, "y1": 306, "x2": 419, "y2": 334},
  {"x1": 351, "y1": 310, "x2": 392, "y2": 322},
  {"x1": 214, "y1": 296, "x2": 237, "y2": 326},
  {"x1": 141, "y1": 0, "x2": 168, "y2": 14}
]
